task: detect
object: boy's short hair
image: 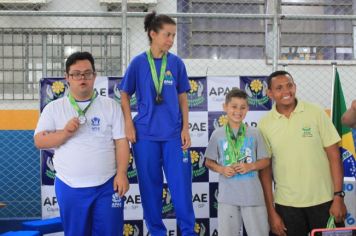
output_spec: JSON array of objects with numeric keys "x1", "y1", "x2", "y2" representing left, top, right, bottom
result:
[{"x1": 225, "y1": 88, "x2": 248, "y2": 104}]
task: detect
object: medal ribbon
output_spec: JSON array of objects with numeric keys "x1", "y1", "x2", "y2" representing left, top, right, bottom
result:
[
  {"x1": 326, "y1": 216, "x2": 336, "y2": 229},
  {"x1": 68, "y1": 91, "x2": 97, "y2": 117},
  {"x1": 225, "y1": 123, "x2": 246, "y2": 165},
  {"x1": 146, "y1": 50, "x2": 167, "y2": 97}
]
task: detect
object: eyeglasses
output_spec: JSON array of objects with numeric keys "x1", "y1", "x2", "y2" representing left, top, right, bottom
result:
[{"x1": 68, "y1": 71, "x2": 95, "y2": 80}]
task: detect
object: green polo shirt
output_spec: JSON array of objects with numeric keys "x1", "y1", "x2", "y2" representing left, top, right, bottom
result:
[{"x1": 259, "y1": 100, "x2": 340, "y2": 207}]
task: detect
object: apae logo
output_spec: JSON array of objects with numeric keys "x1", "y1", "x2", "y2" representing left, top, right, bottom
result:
[
  {"x1": 302, "y1": 126, "x2": 313, "y2": 137},
  {"x1": 43, "y1": 196, "x2": 57, "y2": 207},
  {"x1": 123, "y1": 223, "x2": 140, "y2": 236},
  {"x1": 94, "y1": 87, "x2": 107, "y2": 96},
  {"x1": 122, "y1": 193, "x2": 141, "y2": 211},
  {"x1": 162, "y1": 186, "x2": 175, "y2": 218},
  {"x1": 188, "y1": 79, "x2": 206, "y2": 109},
  {"x1": 240, "y1": 76, "x2": 272, "y2": 110},
  {"x1": 194, "y1": 220, "x2": 209, "y2": 236},
  {"x1": 41, "y1": 150, "x2": 56, "y2": 185},
  {"x1": 209, "y1": 86, "x2": 232, "y2": 97},
  {"x1": 127, "y1": 153, "x2": 138, "y2": 180},
  {"x1": 190, "y1": 150, "x2": 207, "y2": 179},
  {"x1": 91, "y1": 117, "x2": 100, "y2": 132},
  {"x1": 163, "y1": 71, "x2": 174, "y2": 86},
  {"x1": 189, "y1": 122, "x2": 207, "y2": 132},
  {"x1": 192, "y1": 192, "x2": 208, "y2": 209},
  {"x1": 113, "y1": 83, "x2": 137, "y2": 107},
  {"x1": 123, "y1": 194, "x2": 141, "y2": 204},
  {"x1": 112, "y1": 193, "x2": 122, "y2": 208},
  {"x1": 209, "y1": 182, "x2": 218, "y2": 218},
  {"x1": 213, "y1": 114, "x2": 228, "y2": 130},
  {"x1": 43, "y1": 196, "x2": 59, "y2": 213},
  {"x1": 44, "y1": 80, "x2": 68, "y2": 108},
  {"x1": 245, "y1": 79, "x2": 269, "y2": 106}
]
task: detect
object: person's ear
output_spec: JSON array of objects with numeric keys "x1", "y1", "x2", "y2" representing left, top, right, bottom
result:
[
  {"x1": 267, "y1": 89, "x2": 273, "y2": 99},
  {"x1": 65, "y1": 73, "x2": 70, "y2": 86},
  {"x1": 223, "y1": 103, "x2": 227, "y2": 112},
  {"x1": 150, "y1": 30, "x2": 157, "y2": 41}
]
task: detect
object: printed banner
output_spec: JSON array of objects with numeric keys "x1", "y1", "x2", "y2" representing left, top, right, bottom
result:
[
  {"x1": 41, "y1": 185, "x2": 59, "y2": 219},
  {"x1": 189, "y1": 112, "x2": 209, "y2": 147},
  {"x1": 207, "y1": 76, "x2": 239, "y2": 111},
  {"x1": 188, "y1": 77, "x2": 208, "y2": 111},
  {"x1": 39, "y1": 75, "x2": 356, "y2": 236},
  {"x1": 240, "y1": 76, "x2": 272, "y2": 111},
  {"x1": 41, "y1": 150, "x2": 55, "y2": 186}
]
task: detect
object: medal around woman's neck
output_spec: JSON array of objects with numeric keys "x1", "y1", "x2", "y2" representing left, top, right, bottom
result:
[{"x1": 146, "y1": 50, "x2": 167, "y2": 105}]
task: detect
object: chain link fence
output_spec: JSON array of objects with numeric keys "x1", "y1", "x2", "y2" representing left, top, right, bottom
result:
[{"x1": 0, "y1": 0, "x2": 355, "y2": 220}]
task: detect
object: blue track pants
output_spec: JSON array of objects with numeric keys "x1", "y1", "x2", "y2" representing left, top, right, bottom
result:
[
  {"x1": 133, "y1": 138, "x2": 196, "y2": 236},
  {"x1": 55, "y1": 176, "x2": 123, "y2": 236}
]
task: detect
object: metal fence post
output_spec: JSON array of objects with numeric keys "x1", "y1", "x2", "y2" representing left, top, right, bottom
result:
[
  {"x1": 121, "y1": 0, "x2": 128, "y2": 74},
  {"x1": 272, "y1": 0, "x2": 280, "y2": 71}
]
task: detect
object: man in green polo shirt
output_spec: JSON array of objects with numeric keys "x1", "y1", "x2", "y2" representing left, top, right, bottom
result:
[{"x1": 259, "y1": 70, "x2": 347, "y2": 236}]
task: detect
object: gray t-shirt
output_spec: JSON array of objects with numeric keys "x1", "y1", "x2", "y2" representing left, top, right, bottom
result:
[{"x1": 205, "y1": 126, "x2": 269, "y2": 206}]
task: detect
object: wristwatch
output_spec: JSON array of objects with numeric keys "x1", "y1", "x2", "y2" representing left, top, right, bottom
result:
[{"x1": 334, "y1": 191, "x2": 345, "y2": 198}]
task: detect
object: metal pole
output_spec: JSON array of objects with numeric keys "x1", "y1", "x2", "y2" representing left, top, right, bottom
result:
[
  {"x1": 121, "y1": 0, "x2": 128, "y2": 74},
  {"x1": 0, "y1": 11, "x2": 274, "y2": 19},
  {"x1": 331, "y1": 62, "x2": 337, "y2": 118},
  {"x1": 272, "y1": 0, "x2": 279, "y2": 71},
  {"x1": 282, "y1": 64, "x2": 288, "y2": 71},
  {"x1": 42, "y1": 34, "x2": 47, "y2": 79}
]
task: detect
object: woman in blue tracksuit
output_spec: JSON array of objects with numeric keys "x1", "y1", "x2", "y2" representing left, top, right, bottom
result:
[{"x1": 119, "y1": 11, "x2": 196, "y2": 236}]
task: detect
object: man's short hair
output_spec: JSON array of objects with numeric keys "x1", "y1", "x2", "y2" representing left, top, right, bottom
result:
[
  {"x1": 225, "y1": 88, "x2": 248, "y2": 104},
  {"x1": 267, "y1": 70, "x2": 294, "y2": 89},
  {"x1": 65, "y1": 51, "x2": 95, "y2": 74}
]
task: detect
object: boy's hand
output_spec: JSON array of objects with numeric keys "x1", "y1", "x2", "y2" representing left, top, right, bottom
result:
[
  {"x1": 234, "y1": 163, "x2": 254, "y2": 174},
  {"x1": 221, "y1": 166, "x2": 236, "y2": 177}
]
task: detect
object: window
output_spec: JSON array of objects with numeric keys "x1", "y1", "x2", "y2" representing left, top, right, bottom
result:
[
  {"x1": 279, "y1": 0, "x2": 353, "y2": 60},
  {"x1": 177, "y1": 0, "x2": 266, "y2": 59},
  {"x1": 177, "y1": 0, "x2": 354, "y2": 61},
  {"x1": 0, "y1": 29, "x2": 121, "y2": 100}
]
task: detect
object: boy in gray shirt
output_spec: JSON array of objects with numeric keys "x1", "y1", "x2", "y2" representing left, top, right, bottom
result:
[{"x1": 205, "y1": 88, "x2": 270, "y2": 236}]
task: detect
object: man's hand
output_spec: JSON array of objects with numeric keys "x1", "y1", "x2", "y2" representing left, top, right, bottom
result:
[
  {"x1": 64, "y1": 117, "x2": 80, "y2": 137},
  {"x1": 34, "y1": 116, "x2": 80, "y2": 149},
  {"x1": 269, "y1": 210, "x2": 287, "y2": 236},
  {"x1": 113, "y1": 172, "x2": 129, "y2": 197},
  {"x1": 342, "y1": 100, "x2": 356, "y2": 128},
  {"x1": 329, "y1": 197, "x2": 347, "y2": 223},
  {"x1": 351, "y1": 100, "x2": 356, "y2": 110}
]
